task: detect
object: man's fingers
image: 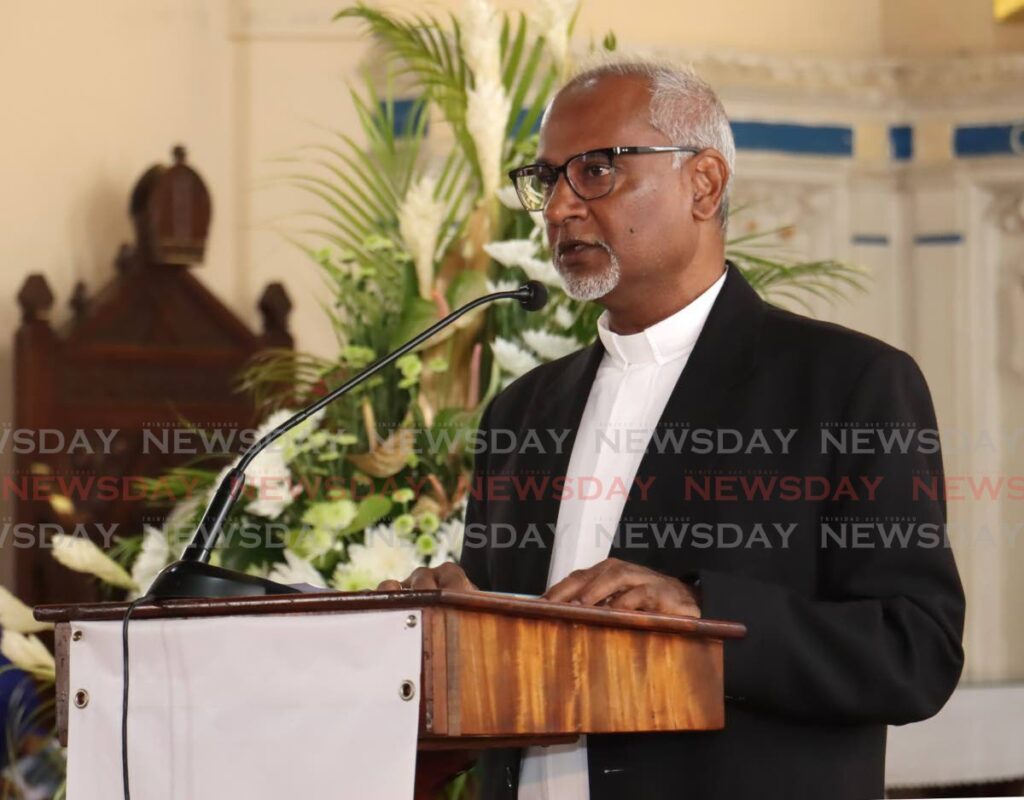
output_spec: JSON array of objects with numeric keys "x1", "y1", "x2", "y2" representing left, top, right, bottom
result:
[
  {"x1": 544, "y1": 563, "x2": 630, "y2": 605},
  {"x1": 434, "y1": 562, "x2": 478, "y2": 591},
  {"x1": 576, "y1": 571, "x2": 646, "y2": 606},
  {"x1": 377, "y1": 579, "x2": 403, "y2": 591},
  {"x1": 543, "y1": 569, "x2": 593, "y2": 603},
  {"x1": 407, "y1": 567, "x2": 440, "y2": 589},
  {"x1": 607, "y1": 583, "x2": 656, "y2": 611}
]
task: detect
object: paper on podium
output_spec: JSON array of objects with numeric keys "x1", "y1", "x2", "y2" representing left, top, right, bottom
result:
[{"x1": 67, "y1": 610, "x2": 422, "y2": 799}]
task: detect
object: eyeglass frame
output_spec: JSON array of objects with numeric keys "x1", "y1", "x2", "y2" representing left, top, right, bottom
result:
[{"x1": 507, "y1": 145, "x2": 701, "y2": 211}]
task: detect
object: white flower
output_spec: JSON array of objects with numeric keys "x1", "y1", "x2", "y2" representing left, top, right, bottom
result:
[
  {"x1": 519, "y1": 255, "x2": 562, "y2": 286},
  {"x1": 130, "y1": 526, "x2": 172, "y2": 599},
  {"x1": 244, "y1": 448, "x2": 297, "y2": 519},
  {"x1": 553, "y1": 305, "x2": 575, "y2": 329},
  {"x1": 484, "y1": 239, "x2": 538, "y2": 268},
  {"x1": 51, "y1": 533, "x2": 137, "y2": 591},
  {"x1": 332, "y1": 524, "x2": 423, "y2": 591},
  {"x1": 461, "y1": 0, "x2": 502, "y2": 85},
  {"x1": 466, "y1": 77, "x2": 511, "y2": 202},
  {"x1": 486, "y1": 278, "x2": 522, "y2": 294},
  {"x1": 301, "y1": 499, "x2": 358, "y2": 536},
  {"x1": 492, "y1": 337, "x2": 540, "y2": 377},
  {"x1": 0, "y1": 631, "x2": 55, "y2": 680},
  {"x1": 252, "y1": 408, "x2": 324, "y2": 462},
  {"x1": 267, "y1": 549, "x2": 327, "y2": 588},
  {"x1": 429, "y1": 516, "x2": 466, "y2": 568},
  {"x1": 484, "y1": 239, "x2": 562, "y2": 286},
  {"x1": 496, "y1": 185, "x2": 524, "y2": 210},
  {"x1": 522, "y1": 329, "x2": 580, "y2": 360},
  {"x1": 162, "y1": 496, "x2": 202, "y2": 543},
  {"x1": 0, "y1": 586, "x2": 51, "y2": 634},
  {"x1": 399, "y1": 175, "x2": 446, "y2": 301},
  {"x1": 532, "y1": 0, "x2": 578, "y2": 76}
]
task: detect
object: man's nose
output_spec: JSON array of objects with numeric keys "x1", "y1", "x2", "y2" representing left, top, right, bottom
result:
[{"x1": 543, "y1": 173, "x2": 588, "y2": 226}]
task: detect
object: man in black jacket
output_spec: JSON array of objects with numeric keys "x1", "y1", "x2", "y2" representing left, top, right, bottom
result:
[{"x1": 382, "y1": 59, "x2": 965, "y2": 799}]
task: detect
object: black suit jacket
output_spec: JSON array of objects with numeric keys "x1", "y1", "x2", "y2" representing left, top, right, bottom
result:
[{"x1": 460, "y1": 265, "x2": 965, "y2": 800}]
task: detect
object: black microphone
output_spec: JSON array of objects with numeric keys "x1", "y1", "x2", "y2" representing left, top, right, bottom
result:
[{"x1": 146, "y1": 281, "x2": 548, "y2": 599}]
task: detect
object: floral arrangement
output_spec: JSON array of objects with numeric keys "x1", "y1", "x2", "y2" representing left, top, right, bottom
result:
[{"x1": 0, "y1": 1, "x2": 864, "y2": 794}]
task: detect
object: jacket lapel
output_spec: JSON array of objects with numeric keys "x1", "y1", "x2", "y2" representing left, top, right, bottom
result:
[
  {"x1": 611, "y1": 264, "x2": 765, "y2": 558},
  {"x1": 508, "y1": 340, "x2": 604, "y2": 594}
]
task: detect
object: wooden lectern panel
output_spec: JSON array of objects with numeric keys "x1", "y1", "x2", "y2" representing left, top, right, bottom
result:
[{"x1": 37, "y1": 589, "x2": 745, "y2": 751}]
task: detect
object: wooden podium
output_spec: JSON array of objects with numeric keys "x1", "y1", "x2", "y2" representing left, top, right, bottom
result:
[{"x1": 37, "y1": 589, "x2": 745, "y2": 798}]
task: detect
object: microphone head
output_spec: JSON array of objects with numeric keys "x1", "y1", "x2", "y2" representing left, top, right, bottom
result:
[{"x1": 517, "y1": 280, "x2": 548, "y2": 312}]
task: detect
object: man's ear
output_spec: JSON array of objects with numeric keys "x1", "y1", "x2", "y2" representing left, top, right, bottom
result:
[{"x1": 689, "y1": 150, "x2": 729, "y2": 222}]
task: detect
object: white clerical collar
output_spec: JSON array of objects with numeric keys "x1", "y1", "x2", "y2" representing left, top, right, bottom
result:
[{"x1": 596, "y1": 266, "x2": 728, "y2": 367}]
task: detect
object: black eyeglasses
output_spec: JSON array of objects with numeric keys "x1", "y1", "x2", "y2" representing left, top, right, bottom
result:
[{"x1": 507, "y1": 145, "x2": 700, "y2": 212}]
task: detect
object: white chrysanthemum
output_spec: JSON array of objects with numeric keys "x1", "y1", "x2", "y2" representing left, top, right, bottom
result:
[
  {"x1": 553, "y1": 305, "x2": 575, "y2": 329},
  {"x1": 461, "y1": 0, "x2": 501, "y2": 85},
  {"x1": 252, "y1": 408, "x2": 325, "y2": 462},
  {"x1": 495, "y1": 185, "x2": 524, "y2": 210},
  {"x1": 244, "y1": 448, "x2": 296, "y2": 519},
  {"x1": 51, "y1": 534, "x2": 137, "y2": 591},
  {"x1": 428, "y1": 516, "x2": 466, "y2": 568},
  {"x1": 399, "y1": 175, "x2": 446, "y2": 301},
  {"x1": 0, "y1": 631, "x2": 55, "y2": 680},
  {"x1": 267, "y1": 549, "x2": 327, "y2": 588},
  {"x1": 522, "y1": 329, "x2": 580, "y2": 360},
  {"x1": 532, "y1": 0, "x2": 578, "y2": 75},
  {"x1": 492, "y1": 337, "x2": 540, "y2": 377},
  {"x1": 484, "y1": 239, "x2": 538, "y2": 269},
  {"x1": 467, "y1": 77, "x2": 512, "y2": 202},
  {"x1": 332, "y1": 525, "x2": 423, "y2": 591},
  {"x1": 162, "y1": 496, "x2": 202, "y2": 543},
  {"x1": 130, "y1": 526, "x2": 172, "y2": 599},
  {"x1": 486, "y1": 278, "x2": 522, "y2": 294},
  {"x1": 520, "y1": 255, "x2": 562, "y2": 286},
  {"x1": 0, "y1": 586, "x2": 51, "y2": 634},
  {"x1": 302, "y1": 500, "x2": 358, "y2": 535}
]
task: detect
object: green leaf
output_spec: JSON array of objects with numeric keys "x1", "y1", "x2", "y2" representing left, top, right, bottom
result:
[
  {"x1": 389, "y1": 296, "x2": 439, "y2": 350},
  {"x1": 339, "y1": 495, "x2": 394, "y2": 536},
  {"x1": 602, "y1": 31, "x2": 617, "y2": 51},
  {"x1": 446, "y1": 270, "x2": 488, "y2": 310}
]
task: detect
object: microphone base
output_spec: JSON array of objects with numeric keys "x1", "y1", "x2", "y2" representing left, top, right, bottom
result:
[{"x1": 147, "y1": 560, "x2": 301, "y2": 599}]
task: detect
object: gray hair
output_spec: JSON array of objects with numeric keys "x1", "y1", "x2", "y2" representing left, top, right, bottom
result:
[{"x1": 560, "y1": 57, "x2": 735, "y2": 229}]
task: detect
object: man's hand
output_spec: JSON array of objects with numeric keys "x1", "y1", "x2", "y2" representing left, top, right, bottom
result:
[
  {"x1": 543, "y1": 558, "x2": 701, "y2": 617},
  {"x1": 377, "y1": 561, "x2": 478, "y2": 592}
]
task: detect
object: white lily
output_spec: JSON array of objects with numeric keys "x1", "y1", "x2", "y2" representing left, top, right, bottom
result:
[
  {"x1": 51, "y1": 533, "x2": 137, "y2": 591},
  {"x1": 0, "y1": 586, "x2": 51, "y2": 634},
  {"x1": 130, "y1": 526, "x2": 172, "y2": 599},
  {"x1": 1, "y1": 631, "x2": 56, "y2": 680}
]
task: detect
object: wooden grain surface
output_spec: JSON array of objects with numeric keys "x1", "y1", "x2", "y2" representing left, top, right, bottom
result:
[{"x1": 35, "y1": 588, "x2": 746, "y2": 639}]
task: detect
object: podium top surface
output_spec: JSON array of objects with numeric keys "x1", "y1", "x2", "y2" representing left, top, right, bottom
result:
[{"x1": 35, "y1": 589, "x2": 745, "y2": 639}]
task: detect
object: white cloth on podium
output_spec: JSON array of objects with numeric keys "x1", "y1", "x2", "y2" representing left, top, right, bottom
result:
[{"x1": 67, "y1": 610, "x2": 422, "y2": 800}]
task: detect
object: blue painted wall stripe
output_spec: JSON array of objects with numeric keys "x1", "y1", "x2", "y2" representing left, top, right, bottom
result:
[
  {"x1": 889, "y1": 126, "x2": 913, "y2": 161},
  {"x1": 954, "y1": 123, "x2": 1024, "y2": 157},
  {"x1": 385, "y1": 98, "x2": 428, "y2": 137},
  {"x1": 852, "y1": 234, "x2": 890, "y2": 246},
  {"x1": 914, "y1": 233, "x2": 964, "y2": 246},
  {"x1": 730, "y1": 121, "x2": 853, "y2": 156}
]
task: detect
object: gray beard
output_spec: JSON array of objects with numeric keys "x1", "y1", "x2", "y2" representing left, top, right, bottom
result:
[{"x1": 555, "y1": 243, "x2": 621, "y2": 301}]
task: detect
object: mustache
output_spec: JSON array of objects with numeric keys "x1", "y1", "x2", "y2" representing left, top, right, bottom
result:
[{"x1": 554, "y1": 238, "x2": 614, "y2": 259}]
